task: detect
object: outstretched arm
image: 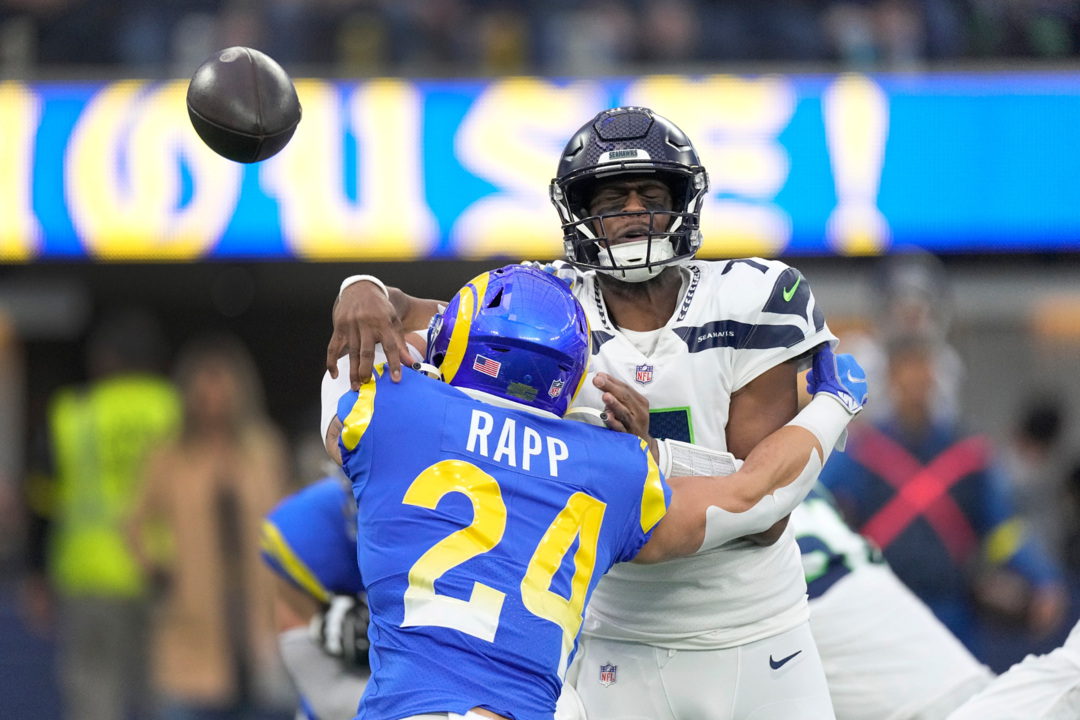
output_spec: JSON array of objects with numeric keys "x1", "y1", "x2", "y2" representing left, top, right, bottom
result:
[
  {"x1": 594, "y1": 363, "x2": 795, "y2": 546},
  {"x1": 327, "y1": 276, "x2": 443, "y2": 388},
  {"x1": 636, "y1": 347, "x2": 867, "y2": 564}
]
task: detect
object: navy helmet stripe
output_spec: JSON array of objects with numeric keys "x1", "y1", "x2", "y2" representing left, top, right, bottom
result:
[{"x1": 674, "y1": 320, "x2": 807, "y2": 352}]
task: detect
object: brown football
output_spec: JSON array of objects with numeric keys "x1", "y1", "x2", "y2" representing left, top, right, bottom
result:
[{"x1": 186, "y1": 47, "x2": 301, "y2": 163}]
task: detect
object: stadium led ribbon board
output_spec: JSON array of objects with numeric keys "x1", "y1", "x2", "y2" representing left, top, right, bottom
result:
[{"x1": 3, "y1": 73, "x2": 1080, "y2": 262}]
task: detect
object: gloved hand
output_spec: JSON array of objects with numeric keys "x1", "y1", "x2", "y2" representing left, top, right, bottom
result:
[
  {"x1": 806, "y1": 344, "x2": 868, "y2": 416},
  {"x1": 309, "y1": 594, "x2": 370, "y2": 668}
]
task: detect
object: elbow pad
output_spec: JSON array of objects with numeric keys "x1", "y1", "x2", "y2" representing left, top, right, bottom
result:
[{"x1": 699, "y1": 449, "x2": 822, "y2": 552}]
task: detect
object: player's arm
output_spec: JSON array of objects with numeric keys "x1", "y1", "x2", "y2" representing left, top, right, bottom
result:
[
  {"x1": 635, "y1": 348, "x2": 867, "y2": 564},
  {"x1": 598, "y1": 359, "x2": 796, "y2": 545},
  {"x1": 274, "y1": 577, "x2": 370, "y2": 720},
  {"x1": 326, "y1": 416, "x2": 344, "y2": 466},
  {"x1": 327, "y1": 275, "x2": 444, "y2": 387},
  {"x1": 321, "y1": 334, "x2": 427, "y2": 464},
  {"x1": 727, "y1": 357, "x2": 803, "y2": 545}
]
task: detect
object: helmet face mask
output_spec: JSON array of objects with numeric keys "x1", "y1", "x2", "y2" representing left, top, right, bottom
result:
[
  {"x1": 425, "y1": 265, "x2": 590, "y2": 417},
  {"x1": 550, "y1": 108, "x2": 709, "y2": 283}
]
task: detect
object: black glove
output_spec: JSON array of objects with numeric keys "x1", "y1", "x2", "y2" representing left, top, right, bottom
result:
[{"x1": 309, "y1": 594, "x2": 370, "y2": 668}]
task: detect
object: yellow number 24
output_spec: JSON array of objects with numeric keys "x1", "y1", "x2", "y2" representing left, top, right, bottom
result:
[{"x1": 401, "y1": 459, "x2": 606, "y2": 676}]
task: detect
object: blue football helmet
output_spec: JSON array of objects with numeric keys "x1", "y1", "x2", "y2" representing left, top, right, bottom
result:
[{"x1": 425, "y1": 265, "x2": 590, "y2": 417}]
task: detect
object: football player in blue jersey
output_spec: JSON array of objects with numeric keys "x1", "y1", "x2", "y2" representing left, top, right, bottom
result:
[
  {"x1": 323, "y1": 107, "x2": 993, "y2": 720},
  {"x1": 261, "y1": 473, "x2": 370, "y2": 720},
  {"x1": 323, "y1": 265, "x2": 865, "y2": 720}
]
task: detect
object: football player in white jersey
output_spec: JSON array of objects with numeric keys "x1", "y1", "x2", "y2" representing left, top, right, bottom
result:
[
  {"x1": 325, "y1": 107, "x2": 991, "y2": 719},
  {"x1": 946, "y1": 617, "x2": 1080, "y2": 719}
]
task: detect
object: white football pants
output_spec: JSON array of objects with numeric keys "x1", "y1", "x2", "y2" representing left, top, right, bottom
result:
[
  {"x1": 809, "y1": 563, "x2": 994, "y2": 720},
  {"x1": 571, "y1": 621, "x2": 835, "y2": 720},
  {"x1": 947, "y1": 618, "x2": 1080, "y2": 720}
]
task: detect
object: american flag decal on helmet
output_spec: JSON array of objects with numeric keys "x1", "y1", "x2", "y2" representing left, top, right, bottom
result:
[
  {"x1": 473, "y1": 354, "x2": 501, "y2": 378},
  {"x1": 635, "y1": 363, "x2": 653, "y2": 386},
  {"x1": 599, "y1": 663, "x2": 617, "y2": 687}
]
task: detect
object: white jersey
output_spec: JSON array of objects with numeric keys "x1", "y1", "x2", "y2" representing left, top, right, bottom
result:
[
  {"x1": 947, "y1": 619, "x2": 1080, "y2": 720},
  {"x1": 564, "y1": 258, "x2": 835, "y2": 649}
]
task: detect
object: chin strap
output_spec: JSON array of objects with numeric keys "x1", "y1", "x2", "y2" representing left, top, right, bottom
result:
[
  {"x1": 413, "y1": 362, "x2": 442, "y2": 379},
  {"x1": 564, "y1": 406, "x2": 606, "y2": 427},
  {"x1": 597, "y1": 239, "x2": 674, "y2": 283}
]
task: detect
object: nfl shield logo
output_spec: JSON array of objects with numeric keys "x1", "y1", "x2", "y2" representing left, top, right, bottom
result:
[
  {"x1": 548, "y1": 379, "x2": 565, "y2": 399},
  {"x1": 599, "y1": 663, "x2": 617, "y2": 687},
  {"x1": 635, "y1": 363, "x2": 654, "y2": 386}
]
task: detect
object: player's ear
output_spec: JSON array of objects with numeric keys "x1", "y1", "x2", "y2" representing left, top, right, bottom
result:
[{"x1": 325, "y1": 417, "x2": 344, "y2": 466}]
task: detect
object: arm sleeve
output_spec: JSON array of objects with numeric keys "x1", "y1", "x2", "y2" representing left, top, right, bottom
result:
[
  {"x1": 278, "y1": 626, "x2": 367, "y2": 720},
  {"x1": 698, "y1": 448, "x2": 823, "y2": 552},
  {"x1": 261, "y1": 518, "x2": 334, "y2": 604},
  {"x1": 321, "y1": 344, "x2": 426, "y2": 442},
  {"x1": 321, "y1": 349, "x2": 386, "y2": 444}
]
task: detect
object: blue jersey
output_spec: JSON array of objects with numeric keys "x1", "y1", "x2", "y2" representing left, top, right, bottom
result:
[
  {"x1": 261, "y1": 476, "x2": 365, "y2": 602},
  {"x1": 337, "y1": 368, "x2": 670, "y2": 720}
]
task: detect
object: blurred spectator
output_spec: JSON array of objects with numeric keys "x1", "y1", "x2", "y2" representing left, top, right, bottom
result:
[
  {"x1": 841, "y1": 250, "x2": 965, "y2": 425},
  {"x1": 127, "y1": 334, "x2": 293, "y2": 720},
  {"x1": 540, "y1": 0, "x2": 637, "y2": 76},
  {"x1": 1001, "y1": 398, "x2": 1069, "y2": 565},
  {"x1": 822, "y1": 0, "x2": 968, "y2": 68},
  {"x1": 819, "y1": 333, "x2": 1067, "y2": 658},
  {"x1": 1061, "y1": 462, "x2": 1080, "y2": 572},
  {"x1": 22, "y1": 307, "x2": 182, "y2": 720},
  {"x1": 5, "y1": 0, "x2": 1080, "y2": 76},
  {"x1": 969, "y1": 0, "x2": 1077, "y2": 58},
  {"x1": 639, "y1": 0, "x2": 702, "y2": 65}
]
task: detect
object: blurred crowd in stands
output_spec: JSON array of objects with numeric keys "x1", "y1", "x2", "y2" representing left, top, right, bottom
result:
[{"x1": 1, "y1": 0, "x2": 1079, "y2": 77}]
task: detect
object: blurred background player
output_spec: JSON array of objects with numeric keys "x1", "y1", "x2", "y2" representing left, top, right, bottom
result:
[
  {"x1": 22, "y1": 307, "x2": 181, "y2": 720},
  {"x1": 327, "y1": 105, "x2": 997, "y2": 719},
  {"x1": 1001, "y1": 397, "x2": 1069, "y2": 568},
  {"x1": 819, "y1": 333, "x2": 1066, "y2": 659},
  {"x1": 261, "y1": 470, "x2": 370, "y2": 720},
  {"x1": 840, "y1": 250, "x2": 964, "y2": 425},
  {"x1": 325, "y1": 264, "x2": 867, "y2": 720},
  {"x1": 126, "y1": 334, "x2": 294, "y2": 720},
  {"x1": 946, "y1": 615, "x2": 1080, "y2": 719}
]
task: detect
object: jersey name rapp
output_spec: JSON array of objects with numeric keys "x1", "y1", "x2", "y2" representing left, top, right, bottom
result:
[{"x1": 464, "y1": 408, "x2": 570, "y2": 478}]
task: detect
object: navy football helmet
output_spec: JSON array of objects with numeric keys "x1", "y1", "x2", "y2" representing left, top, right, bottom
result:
[
  {"x1": 550, "y1": 107, "x2": 709, "y2": 282},
  {"x1": 425, "y1": 265, "x2": 590, "y2": 417}
]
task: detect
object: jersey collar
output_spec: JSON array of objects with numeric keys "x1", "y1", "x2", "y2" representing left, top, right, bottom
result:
[{"x1": 458, "y1": 387, "x2": 561, "y2": 420}]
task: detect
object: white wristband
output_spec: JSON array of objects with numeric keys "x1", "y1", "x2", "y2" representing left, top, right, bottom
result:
[
  {"x1": 787, "y1": 394, "x2": 855, "y2": 462},
  {"x1": 339, "y1": 274, "x2": 389, "y2": 302}
]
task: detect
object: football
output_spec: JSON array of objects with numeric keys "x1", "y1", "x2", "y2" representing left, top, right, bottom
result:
[{"x1": 186, "y1": 47, "x2": 302, "y2": 163}]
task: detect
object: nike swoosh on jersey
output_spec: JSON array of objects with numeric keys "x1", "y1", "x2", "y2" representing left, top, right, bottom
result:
[
  {"x1": 782, "y1": 277, "x2": 802, "y2": 301},
  {"x1": 769, "y1": 650, "x2": 802, "y2": 669}
]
